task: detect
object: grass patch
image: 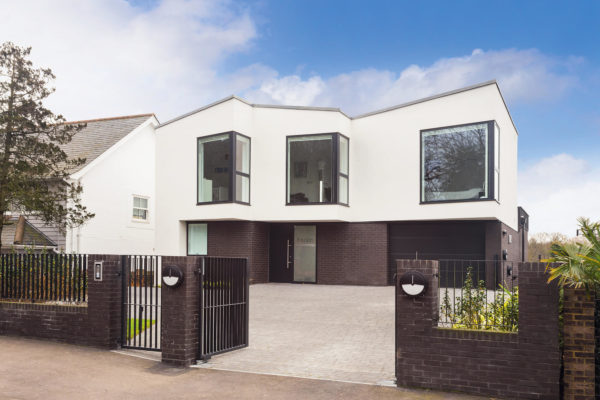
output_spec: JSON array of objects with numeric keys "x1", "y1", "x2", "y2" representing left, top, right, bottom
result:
[{"x1": 127, "y1": 318, "x2": 156, "y2": 339}]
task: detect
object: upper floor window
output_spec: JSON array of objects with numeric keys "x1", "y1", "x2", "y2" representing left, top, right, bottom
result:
[
  {"x1": 197, "y1": 132, "x2": 250, "y2": 205},
  {"x1": 132, "y1": 196, "x2": 149, "y2": 221},
  {"x1": 287, "y1": 133, "x2": 349, "y2": 205},
  {"x1": 421, "y1": 121, "x2": 497, "y2": 203}
]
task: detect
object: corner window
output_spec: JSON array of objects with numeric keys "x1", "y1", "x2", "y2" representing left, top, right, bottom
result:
[
  {"x1": 338, "y1": 135, "x2": 349, "y2": 205},
  {"x1": 132, "y1": 196, "x2": 149, "y2": 221},
  {"x1": 286, "y1": 133, "x2": 349, "y2": 205},
  {"x1": 421, "y1": 121, "x2": 496, "y2": 203},
  {"x1": 197, "y1": 132, "x2": 250, "y2": 205},
  {"x1": 187, "y1": 223, "x2": 207, "y2": 255}
]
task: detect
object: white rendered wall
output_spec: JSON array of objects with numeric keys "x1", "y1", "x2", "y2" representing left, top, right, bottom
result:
[
  {"x1": 155, "y1": 83, "x2": 519, "y2": 255},
  {"x1": 66, "y1": 119, "x2": 157, "y2": 254},
  {"x1": 351, "y1": 83, "x2": 518, "y2": 229}
]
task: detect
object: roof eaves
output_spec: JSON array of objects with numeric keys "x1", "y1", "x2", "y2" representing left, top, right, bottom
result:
[
  {"x1": 64, "y1": 113, "x2": 156, "y2": 125},
  {"x1": 158, "y1": 95, "x2": 351, "y2": 128},
  {"x1": 158, "y1": 96, "x2": 238, "y2": 128},
  {"x1": 69, "y1": 115, "x2": 156, "y2": 180}
]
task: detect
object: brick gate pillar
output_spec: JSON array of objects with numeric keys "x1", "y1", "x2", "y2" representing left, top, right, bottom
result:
[
  {"x1": 87, "y1": 254, "x2": 123, "y2": 349},
  {"x1": 161, "y1": 256, "x2": 201, "y2": 366},
  {"x1": 563, "y1": 287, "x2": 596, "y2": 400},
  {"x1": 395, "y1": 259, "x2": 439, "y2": 387}
]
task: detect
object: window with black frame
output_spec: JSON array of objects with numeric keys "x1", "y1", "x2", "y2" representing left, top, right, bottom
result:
[
  {"x1": 197, "y1": 132, "x2": 250, "y2": 204},
  {"x1": 421, "y1": 121, "x2": 496, "y2": 203},
  {"x1": 287, "y1": 133, "x2": 348, "y2": 205}
]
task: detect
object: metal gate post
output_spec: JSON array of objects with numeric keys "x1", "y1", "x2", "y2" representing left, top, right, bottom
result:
[
  {"x1": 198, "y1": 257, "x2": 206, "y2": 361},
  {"x1": 245, "y1": 257, "x2": 250, "y2": 347},
  {"x1": 120, "y1": 255, "x2": 127, "y2": 347}
]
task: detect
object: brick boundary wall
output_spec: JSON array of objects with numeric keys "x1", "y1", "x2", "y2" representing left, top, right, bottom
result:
[
  {"x1": 563, "y1": 288, "x2": 596, "y2": 399},
  {"x1": 161, "y1": 256, "x2": 201, "y2": 366},
  {"x1": 0, "y1": 254, "x2": 122, "y2": 349},
  {"x1": 396, "y1": 260, "x2": 560, "y2": 399},
  {"x1": 0, "y1": 302, "x2": 89, "y2": 344}
]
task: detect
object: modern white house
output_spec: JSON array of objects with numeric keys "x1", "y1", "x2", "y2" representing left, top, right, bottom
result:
[
  {"x1": 154, "y1": 80, "x2": 528, "y2": 285},
  {"x1": 25, "y1": 114, "x2": 159, "y2": 255},
  {"x1": 19, "y1": 80, "x2": 527, "y2": 286}
]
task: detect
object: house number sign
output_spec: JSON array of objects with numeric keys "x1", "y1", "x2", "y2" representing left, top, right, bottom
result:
[
  {"x1": 162, "y1": 265, "x2": 184, "y2": 288},
  {"x1": 398, "y1": 271, "x2": 428, "y2": 297}
]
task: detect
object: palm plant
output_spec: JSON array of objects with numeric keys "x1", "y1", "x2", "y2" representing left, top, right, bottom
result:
[{"x1": 546, "y1": 217, "x2": 600, "y2": 288}]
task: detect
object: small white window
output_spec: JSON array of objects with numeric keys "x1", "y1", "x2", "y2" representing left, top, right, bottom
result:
[
  {"x1": 133, "y1": 196, "x2": 149, "y2": 221},
  {"x1": 188, "y1": 223, "x2": 208, "y2": 255}
]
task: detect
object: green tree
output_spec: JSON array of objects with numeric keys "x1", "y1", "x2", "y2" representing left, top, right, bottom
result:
[
  {"x1": 546, "y1": 217, "x2": 600, "y2": 289},
  {"x1": 528, "y1": 232, "x2": 570, "y2": 262},
  {"x1": 0, "y1": 42, "x2": 93, "y2": 251}
]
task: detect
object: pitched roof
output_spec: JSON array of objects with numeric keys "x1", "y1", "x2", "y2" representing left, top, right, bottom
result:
[
  {"x1": 1, "y1": 216, "x2": 57, "y2": 248},
  {"x1": 62, "y1": 114, "x2": 154, "y2": 174}
]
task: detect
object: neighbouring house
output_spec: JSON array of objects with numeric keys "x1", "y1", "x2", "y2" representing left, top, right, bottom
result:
[
  {"x1": 154, "y1": 80, "x2": 529, "y2": 285},
  {"x1": 26, "y1": 114, "x2": 159, "y2": 255},
  {"x1": 1, "y1": 215, "x2": 57, "y2": 252}
]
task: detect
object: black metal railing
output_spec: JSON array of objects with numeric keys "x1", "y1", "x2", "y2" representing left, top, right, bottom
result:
[
  {"x1": 0, "y1": 253, "x2": 88, "y2": 303},
  {"x1": 198, "y1": 257, "x2": 249, "y2": 360},
  {"x1": 437, "y1": 259, "x2": 518, "y2": 331},
  {"x1": 121, "y1": 255, "x2": 162, "y2": 351},
  {"x1": 389, "y1": 253, "x2": 485, "y2": 285}
]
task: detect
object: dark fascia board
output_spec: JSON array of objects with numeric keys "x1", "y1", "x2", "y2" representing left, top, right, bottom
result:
[
  {"x1": 353, "y1": 80, "x2": 518, "y2": 135},
  {"x1": 157, "y1": 80, "x2": 518, "y2": 134}
]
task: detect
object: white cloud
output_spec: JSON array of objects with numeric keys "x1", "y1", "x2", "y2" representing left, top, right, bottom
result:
[
  {"x1": 245, "y1": 48, "x2": 579, "y2": 115},
  {"x1": 1, "y1": 1, "x2": 580, "y2": 121},
  {"x1": 518, "y1": 154, "x2": 600, "y2": 235},
  {"x1": 1, "y1": 0, "x2": 266, "y2": 120}
]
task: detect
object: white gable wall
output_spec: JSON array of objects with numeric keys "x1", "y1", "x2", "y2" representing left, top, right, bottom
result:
[
  {"x1": 66, "y1": 119, "x2": 157, "y2": 254},
  {"x1": 352, "y1": 83, "x2": 518, "y2": 228}
]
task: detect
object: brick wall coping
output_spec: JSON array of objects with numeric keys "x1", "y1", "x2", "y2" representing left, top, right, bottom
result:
[
  {"x1": 434, "y1": 327, "x2": 519, "y2": 341},
  {"x1": 0, "y1": 301, "x2": 88, "y2": 313}
]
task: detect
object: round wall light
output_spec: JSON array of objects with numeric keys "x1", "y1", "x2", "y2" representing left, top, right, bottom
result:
[
  {"x1": 399, "y1": 271, "x2": 428, "y2": 297},
  {"x1": 162, "y1": 265, "x2": 184, "y2": 288}
]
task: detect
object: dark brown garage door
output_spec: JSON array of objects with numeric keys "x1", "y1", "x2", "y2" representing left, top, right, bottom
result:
[{"x1": 388, "y1": 221, "x2": 486, "y2": 284}]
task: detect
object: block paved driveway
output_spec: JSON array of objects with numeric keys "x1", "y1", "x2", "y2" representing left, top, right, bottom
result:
[{"x1": 200, "y1": 283, "x2": 395, "y2": 385}]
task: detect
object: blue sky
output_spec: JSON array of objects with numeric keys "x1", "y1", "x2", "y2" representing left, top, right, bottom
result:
[
  {"x1": 236, "y1": 0, "x2": 600, "y2": 165},
  {"x1": 2, "y1": 0, "x2": 599, "y2": 234}
]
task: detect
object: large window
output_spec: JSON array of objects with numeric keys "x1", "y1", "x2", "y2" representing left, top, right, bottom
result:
[
  {"x1": 187, "y1": 223, "x2": 207, "y2": 255},
  {"x1": 421, "y1": 121, "x2": 496, "y2": 203},
  {"x1": 197, "y1": 132, "x2": 250, "y2": 204},
  {"x1": 286, "y1": 133, "x2": 349, "y2": 205}
]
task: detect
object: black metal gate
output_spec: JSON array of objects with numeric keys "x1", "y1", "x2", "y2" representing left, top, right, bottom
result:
[
  {"x1": 121, "y1": 255, "x2": 161, "y2": 351},
  {"x1": 198, "y1": 257, "x2": 249, "y2": 360}
]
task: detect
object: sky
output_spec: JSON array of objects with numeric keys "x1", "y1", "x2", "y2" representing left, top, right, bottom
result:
[{"x1": 2, "y1": 0, "x2": 599, "y2": 235}]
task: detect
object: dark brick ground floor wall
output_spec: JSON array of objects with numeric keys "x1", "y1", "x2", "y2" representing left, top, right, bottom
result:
[
  {"x1": 207, "y1": 221, "x2": 269, "y2": 284},
  {"x1": 317, "y1": 223, "x2": 388, "y2": 286},
  {"x1": 205, "y1": 219, "x2": 524, "y2": 286},
  {"x1": 396, "y1": 260, "x2": 560, "y2": 399},
  {"x1": 0, "y1": 254, "x2": 122, "y2": 349}
]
